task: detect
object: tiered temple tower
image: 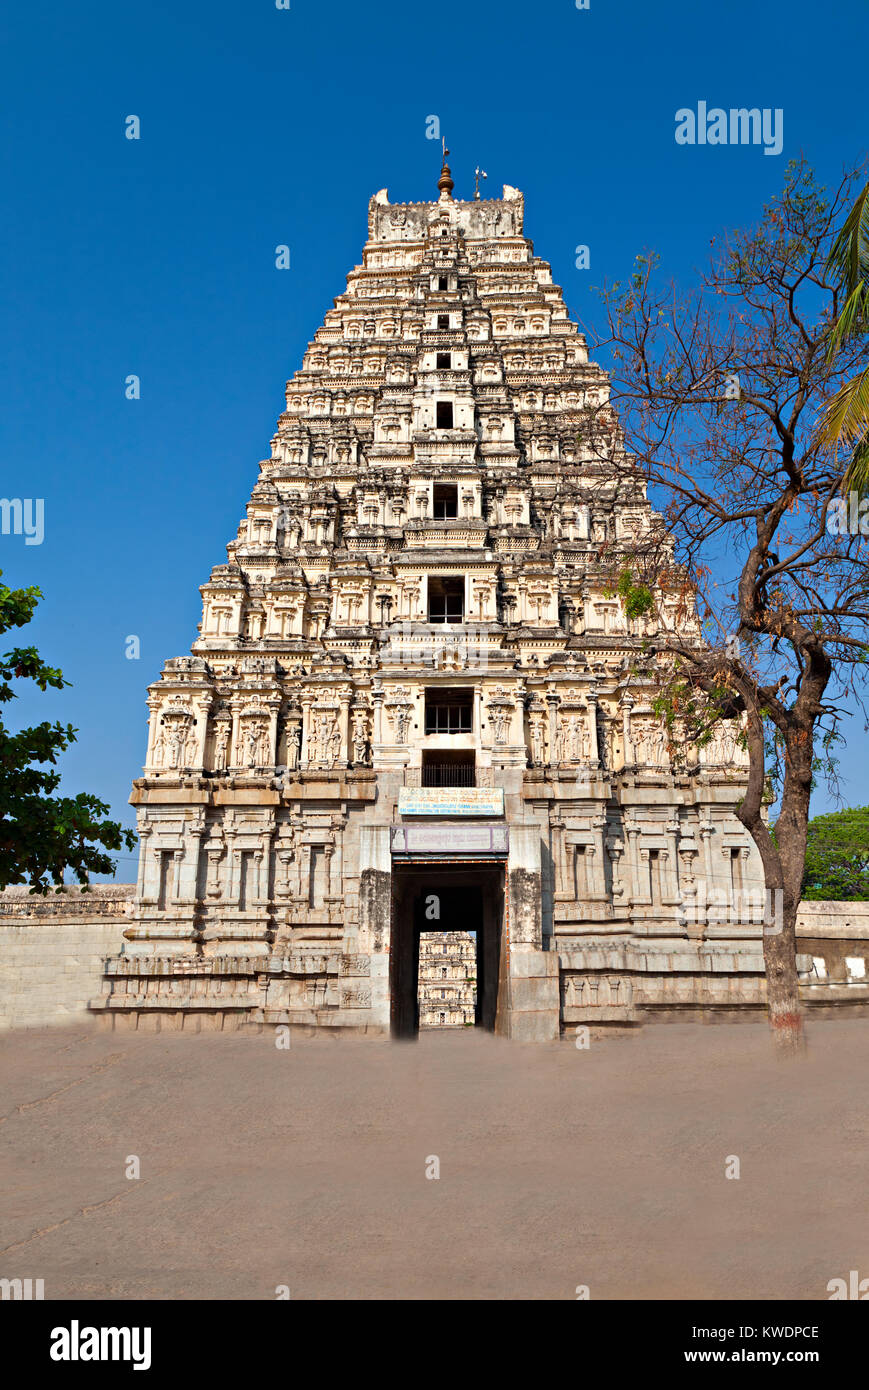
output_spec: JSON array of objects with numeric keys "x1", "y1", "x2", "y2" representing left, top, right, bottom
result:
[
  {"x1": 419, "y1": 931, "x2": 477, "y2": 1028},
  {"x1": 94, "y1": 156, "x2": 768, "y2": 1038}
]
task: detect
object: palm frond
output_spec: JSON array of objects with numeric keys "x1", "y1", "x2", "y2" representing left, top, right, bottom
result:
[
  {"x1": 825, "y1": 182, "x2": 869, "y2": 361},
  {"x1": 817, "y1": 364, "x2": 869, "y2": 453},
  {"x1": 827, "y1": 282, "x2": 869, "y2": 355},
  {"x1": 843, "y1": 434, "x2": 869, "y2": 497},
  {"x1": 826, "y1": 182, "x2": 869, "y2": 295}
]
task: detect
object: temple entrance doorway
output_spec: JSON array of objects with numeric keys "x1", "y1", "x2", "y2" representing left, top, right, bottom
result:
[{"x1": 390, "y1": 861, "x2": 505, "y2": 1040}]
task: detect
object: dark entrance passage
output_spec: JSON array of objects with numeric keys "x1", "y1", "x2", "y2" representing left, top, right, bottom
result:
[{"x1": 390, "y1": 862, "x2": 505, "y2": 1039}]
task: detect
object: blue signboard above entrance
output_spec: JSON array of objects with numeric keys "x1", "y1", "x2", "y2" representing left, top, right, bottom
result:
[{"x1": 397, "y1": 787, "x2": 505, "y2": 817}]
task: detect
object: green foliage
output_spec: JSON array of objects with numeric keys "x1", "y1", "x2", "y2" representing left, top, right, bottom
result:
[
  {"x1": 798, "y1": 805, "x2": 869, "y2": 901},
  {"x1": 650, "y1": 672, "x2": 741, "y2": 754},
  {"x1": 0, "y1": 571, "x2": 137, "y2": 894},
  {"x1": 614, "y1": 568, "x2": 654, "y2": 620},
  {"x1": 825, "y1": 181, "x2": 869, "y2": 357},
  {"x1": 819, "y1": 178, "x2": 869, "y2": 494}
]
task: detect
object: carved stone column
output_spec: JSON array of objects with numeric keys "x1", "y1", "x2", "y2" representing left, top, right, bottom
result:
[
  {"x1": 300, "y1": 694, "x2": 315, "y2": 769},
  {"x1": 135, "y1": 823, "x2": 152, "y2": 897},
  {"x1": 551, "y1": 817, "x2": 567, "y2": 895},
  {"x1": 664, "y1": 819, "x2": 681, "y2": 905},
  {"x1": 266, "y1": 704, "x2": 280, "y2": 770},
  {"x1": 607, "y1": 836, "x2": 627, "y2": 909},
  {"x1": 300, "y1": 843, "x2": 312, "y2": 906},
  {"x1": 589, "y1": 813, "x2": 609, "y2": 902},
  {"x1": 621, "y1": 694, "x2": 634, "y2": 767},
  {"x1": 546, "y1": 692, "x2": 560, "y2": 764},
  {"x1": 329, "y1": 816, "x2": 344, "y2": 902},
  {"x1": 699, "y1": 818, "x2": 714, "y2": 930},
  {"x1": 193, "y1": 697, "x2": 211, "y2": 768},
  {"x1": 586, "y1": 686, "x2": 600, "y2": 766},
  {"x1": 226, "y1": 829, "x2": 239, "y2": 906},
  {"x1": 638, "y1": 847, "x2": 651, "y2": 906},
  {"x1": 172, "y1": 849, "x2": 184, "y2": 904},
  {"x1": 323, "y1": 843, "x2": 336, "y2": 908},
  {"x1": 624, "y1": 820, "x2": 641, "y2": 904},
  {"x1": 254, "y1": 849, "x2": 267, "y2": 905},
  {"x1": 144, "y1": 697, "x2": 161, "y2": 768},
  {"x1": 229, "y1": 700, "x2": 243, "y2": 770},
  {"x1": 338, "y1": 690, "x2": 351, "y2": 766},
  {"x1": 180, "y1": 824, "x2": 204, "y2": 902},
  {"x1": 740, "y1": 846, "x2": 754, "y2": 922},
  {"x1": 205, "y1": 833, "x2": 224, "y2": 898},
  {"x1": 678, "y1": 843, "x2": 701, "y2": 937},
  {"x1": 372, "y1": 681, "x2": 384, "y2": 745},
  {"x1": 276, "y1": 849, "x2": 293, "y2": 900}
]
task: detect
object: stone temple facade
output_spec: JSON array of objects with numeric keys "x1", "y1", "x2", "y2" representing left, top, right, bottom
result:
[
  {"x1": 93, "y1": 157, "x2": 772, "y2": 1039},
  {"x1": 419, "y1": 932, "x2": 477, "y2": 1028}
]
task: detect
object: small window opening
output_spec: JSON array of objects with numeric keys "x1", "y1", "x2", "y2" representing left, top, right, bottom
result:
[
  {"x1": 424, "y1": 687, "x2": 474, "y2": 733},
  {"x1": 427, "y1": 578, "x2": 464, "y2": 624},
  {"x1": 433, "y1": 484, "x2": 458, "y2": 519}
]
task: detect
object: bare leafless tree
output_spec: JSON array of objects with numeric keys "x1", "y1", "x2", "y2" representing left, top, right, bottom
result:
[{"x1": 580, "y1": 158, "x2": 869, "y2": 1055}]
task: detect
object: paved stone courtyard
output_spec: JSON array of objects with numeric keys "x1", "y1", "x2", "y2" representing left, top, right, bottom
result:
[{"x1": 1, "y1": 1020, "x2": 867, "y2": 1300}]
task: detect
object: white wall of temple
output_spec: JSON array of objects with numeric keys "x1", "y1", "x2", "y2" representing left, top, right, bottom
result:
[
  {"x1": 101, "y1": 182, "x2": 790, "y2": 1033},
  {"x1": 127, "y1": 786, "x2": 767, "y2": 970},
  {"x1": 139, "y1": 664, "x2": 755, "y2": 784}
]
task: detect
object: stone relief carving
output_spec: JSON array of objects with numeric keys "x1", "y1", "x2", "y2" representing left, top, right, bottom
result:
[
  {"x1": 309, "y1": 710, "x2": 340, "y2": 767},
  {"x1": 153, "y1": 697, "x2": 196, "y2": 770},
  {"x1": 554, "y1": 711, "x2": 592, "y2": 763},
  {"x1": 212, "y1": 719, "x2": 231, "y2": 772},
  {"x1": 351, "y1": 708, "x2": 371, "y2": 765},
  {"x1": 632, "y1": 716, "x2": 669, "y2": 768},
  {"x1": 528, "y1": 706, "x2": 547, "y2": 765},
  {"x1": 487, "y1": 687, "x2": 513, "y2": 746},
  {"x1": 385, "y1": 687, "x2": 413, "y2": 745}
]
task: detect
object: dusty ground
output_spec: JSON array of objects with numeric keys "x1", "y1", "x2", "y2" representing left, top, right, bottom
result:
[{"x1": 0, "y1": 1019, "x2": 867, "y2": 1300}]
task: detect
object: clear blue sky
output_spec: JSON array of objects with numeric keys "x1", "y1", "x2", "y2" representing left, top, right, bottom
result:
[{"x1": 1, "y1": 0, "x2": 866, "y2": 878}]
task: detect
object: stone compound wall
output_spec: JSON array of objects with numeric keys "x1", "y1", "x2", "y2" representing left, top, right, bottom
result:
[
  {"x1": 557, "y1": 902, "x2": 869, "y2": 1026},
  {"x1": 0, "y1": 886, "x2": 133, "y2": 1031},
  {"x1": 796, "y1": 901, "x2": 869, "y2": 1012},
  {"x1": 1, "y1": 886, "x2": 868, "y2": 1034}
]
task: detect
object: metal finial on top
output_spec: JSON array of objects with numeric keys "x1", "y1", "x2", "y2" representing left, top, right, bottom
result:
[{"x1": 437, "y1": 138, "x2": 454, "y2": 198}]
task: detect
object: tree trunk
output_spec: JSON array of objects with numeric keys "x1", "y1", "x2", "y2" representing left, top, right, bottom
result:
[
  {"x1": 762, "y1": 898, "x2": 805, "y2": 1056},
  {"x1": 763, "y1": 724, "x2": 818, "y2": 1058},
  {"x1": 735, "y1": 699, "x2": 807, "y2": 1057}
]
